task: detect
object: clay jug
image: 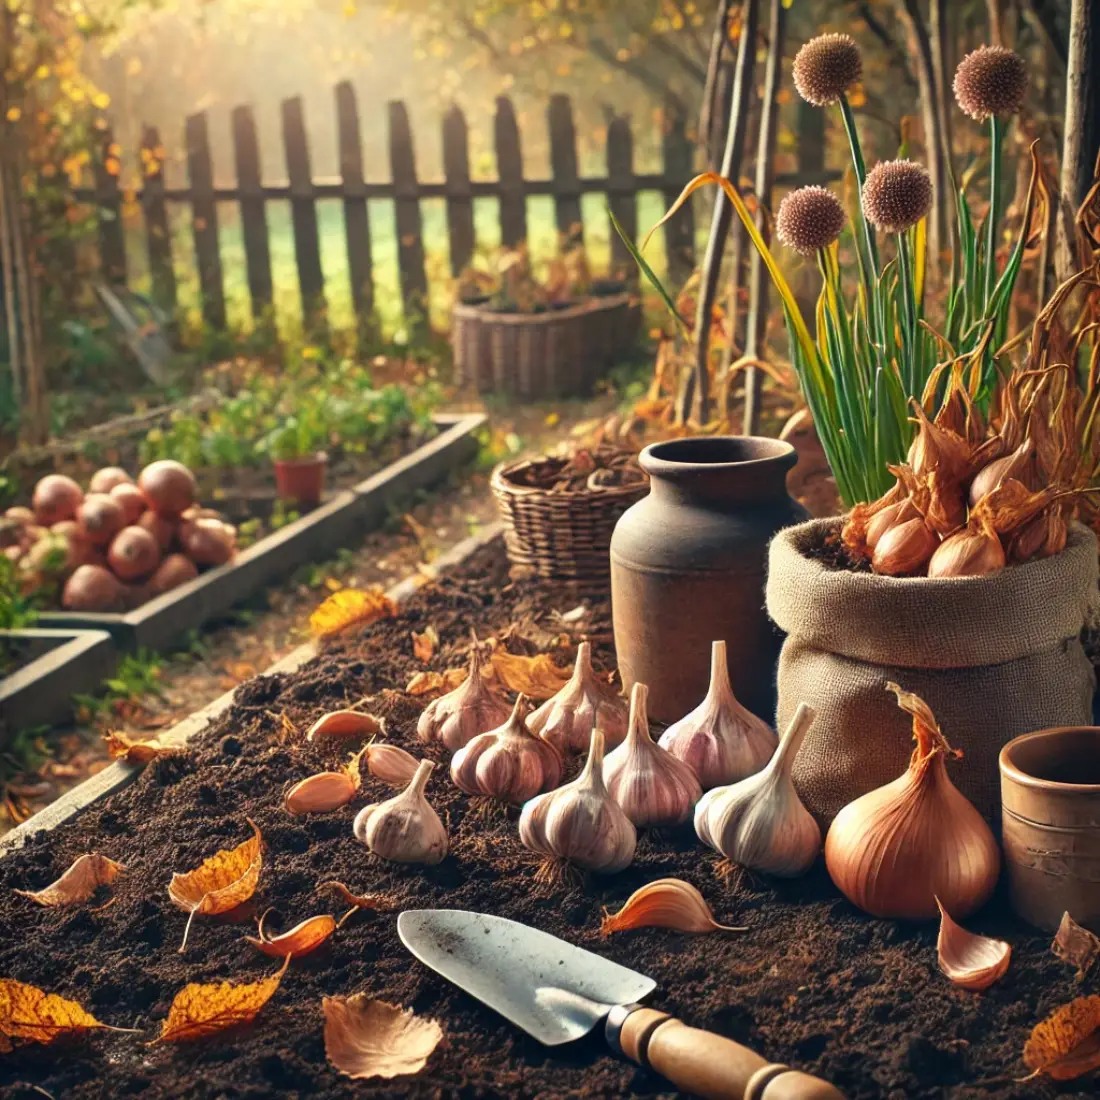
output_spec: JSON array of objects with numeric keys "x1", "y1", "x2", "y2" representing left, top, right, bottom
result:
[{"x1": 610, "y1": 437, "x2": 807, "y2": 724}]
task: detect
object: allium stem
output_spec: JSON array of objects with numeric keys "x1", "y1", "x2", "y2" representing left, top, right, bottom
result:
[
  {"x1": 984, "y1": 114, "x2": 1003, "y2": 311},
  {"x1": 897, "y1": 231, "x2": 917, "y2": 394},
  {"x1": 838, "y1": 94, "x2": 880, "y2": 281}
]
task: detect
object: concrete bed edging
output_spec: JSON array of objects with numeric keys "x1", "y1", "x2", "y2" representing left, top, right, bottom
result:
[{"x1": 0, "y1": 522, "x2": 504, "y2": 857}]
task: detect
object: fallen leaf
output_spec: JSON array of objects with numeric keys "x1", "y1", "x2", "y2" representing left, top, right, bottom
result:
[
  {"x1": 15, "y1": 854, "x2": 124, "y2": 907},
  {"x1": 316, "y1": 881, "x2": 388, "y2": 913},
  {"x1": 168, "y1": 821, "x2": 263, "y2": 952},
  {"x1": 1053, "y1": 912, "x2": 1100, "y2": 980},
  {"x1": 245, "y1": 910, "x2": 338, "y2": 957},
  {"x1": 489, "y1": 649, "x2": 571, "y2": 700},
  {"x1": 411, "y1": 625, "x2": 438, "y2": 664},
  {"x1": 405, "y1": 668, "x2": 465, "y2": 696},
  {"x1": 223, "y1": 661, "x2": 257, "y2": 683},
  {"x1": 104, "y1": 730, "x2": 182, "y2": 763},
  {"x1": 1022, "y1": 995, "x2": 1100, "y2": 1081},
  {"x1": 306, "y1": 710, "x2": 383, "y2": 742},
  {"x1": 0, "y1": 980, "x2": 129, "y2": 1050},
  {"x1": 154, "y1": 956, "x2": 290, "y2": 1043},
  {"x1": 323, "y1": 994, "x2": 442, "y2": 1079},
  {"x1": 310, "y1": 588, "x2": 394, "y2": 638}
]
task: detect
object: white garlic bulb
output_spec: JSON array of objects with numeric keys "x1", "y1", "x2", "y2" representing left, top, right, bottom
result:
[
  {"x1": 353, "y1": 759, "x2": 448, "y2": 864},
  {"x1": 450, "y1": 694, "x2": 563, "y2": 803},
  {"x1": 658, "y1": 640, "x2": 777, "y2": 789},
  {"x1": 518, "y1": 727, "x2": 636, "y2": 873},
  {"x1": 694, "y1": 702, "x2": 821, "y2": 877},
  {"x1": 417, "y1": 644, "x2": 512, "y2": 752},
  {"x1": 602, "y1": 682, "x2": 702, "y2": 827},
  {"x1": 526, "y1": 641, "x2": 627, "y2": 754}
]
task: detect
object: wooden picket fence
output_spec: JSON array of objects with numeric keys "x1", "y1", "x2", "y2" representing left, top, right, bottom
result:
[{"x1": 75, "y1": 83, "x2": 836, "y2": 335}]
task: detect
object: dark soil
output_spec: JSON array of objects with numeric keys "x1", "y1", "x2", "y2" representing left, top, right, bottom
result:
[
  {"x1": 804, "y1": 523, "x2": 873, "y2": 573},
  {"x1": 0, "y1": 542, "x2": 1094, "y2": 1100}
]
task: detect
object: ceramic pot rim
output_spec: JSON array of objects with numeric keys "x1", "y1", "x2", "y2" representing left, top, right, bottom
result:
[
  {"x1": 272, "y1": 452, "x2": 329, "y2": 470},
  {"x1": 1000, "y1": 726, "x2": 1100, "y2": 794},
  {"x1": 640, "y1": 436, "x2": 796, "y2": 476}
]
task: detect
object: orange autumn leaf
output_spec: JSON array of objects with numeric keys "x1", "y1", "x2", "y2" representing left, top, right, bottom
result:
[
  {"x1": 1022, "y1": 995, "x2": 1100, "y2": 1081},
  {"x1": 323, "y1": 994, "x2": 442, "y2": 1079},
  {"x1": 154, "y1": 956, "x2": 290, "y2": 1043},
  {"x1": 14, "y1": 853, "x2": 124, "y2": 907},
  {"x1": 316, "y1": 881, "x2": 388, "y2": 915},
  {"x1": 168, "y1": 821, "x2": 263, "y2": 952},
  {"x1": 411, "y1": 626, "x2": 438, "y2": 663},
  {"x1": 405, "y1": 668, "x2": 466, "y2": 697},
  {"x1": 489, "y1": 649, "x2": 571, "y2": 700},
  {"x1": 0, "y1": 980, "x2": 130, "y2": 1051},
  {"x1": 104, "y1": 730, "x2": 182, "y2": 763},
  {"x1": 306, "y1": 709, "x2": 383, "y2": 742},
  {"x1": 245, "y1": 912, "x2": 338, "y2": 958},
  {"x1": 310, "y1": 587, "x2": 395, "y2": 638}
]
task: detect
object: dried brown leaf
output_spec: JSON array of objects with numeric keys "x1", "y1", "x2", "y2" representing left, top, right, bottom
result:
[
  {"x1": 306, "y1": 710, "x2": 383, "y2": 742},
  {"x1": 411, "y1": 626, "x2": 438, "y2": 663},
  {"x1": 323, "y1": 994, "x2": 442, "y2": 1079},
  {"x1": 104, "y1": 730, "x2": 181, "y2": 763},
  {"x1": 310, "y1": 588, "x2": 394, "y2": 638},
  {"x1": 1022, "y1": 995, "x2": 1100, "y2": 1081},
  {"x1": 489, "y1": 649, "x2": 571, "y2": 700},
  {"x1": 1053, "y1": 912, "x2": 1100, "y2": 981},
  {"x1": 316, "y1": 882, "x2": 387, "y2": 912},
  {"x1": 14, "y1": 854, "x2": 124, "y2": 907},
  {"x1": 245, "y1": 912, "x2": 337, "y2": 958},
  {"x1": 405, "y1": 668, "x2": 466, "y2": 697},
  {"x1": 154, "y1": 957, "x2": 289, "y2": 1043},
  {"x1": 0, "y1": 979, "x2": 131, "y2": 1049},
  {"x1": 600, "y1": 878, "x2": 745, "y2": 936}
]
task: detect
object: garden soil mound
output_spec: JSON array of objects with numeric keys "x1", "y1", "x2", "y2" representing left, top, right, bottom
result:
[{"x1": 0, "y1": 543, "x2": 1095, "y2": 1099}]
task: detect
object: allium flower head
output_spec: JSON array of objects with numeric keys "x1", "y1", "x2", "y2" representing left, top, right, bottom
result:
[
  {"x1": 953, "y1": 45, "x2": 1028, "y2": 121},
  {"x1": 776, "y1": 186, "x2": 846, "y2": 255},
  {"x1": 793, "y1": 34, "x2": 862, "y2": 107},
  {"x1": 862, "y1": 160, "x2": 933, "y2": 234}
]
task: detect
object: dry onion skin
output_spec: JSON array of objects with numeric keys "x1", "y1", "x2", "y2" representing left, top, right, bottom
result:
[
  {"x1": 936, "y1": 898, "x2": 1011, "y2": 990},
  {"x1": 600, "y1": 878, "x2": 746, "y2": 936}
]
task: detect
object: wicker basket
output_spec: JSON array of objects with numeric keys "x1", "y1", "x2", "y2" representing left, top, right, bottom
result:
[
  {"x1": 491, "y1": 454, "x2": 649, "y2": 596},
  {"x1": 452, "y1": 292, "x2": 639, "y2": 399}
]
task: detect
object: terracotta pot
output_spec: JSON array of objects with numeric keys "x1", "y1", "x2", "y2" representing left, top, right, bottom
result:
[
  {"x1": 273, "y1": 452, "x2": 328, "y2": 507},
  {"x1": 1000, "y1": 726, "x2": 1100, "y2": 931},
  {"x1": 610, "y1": 436, "x2": 806, "y2": 724}
]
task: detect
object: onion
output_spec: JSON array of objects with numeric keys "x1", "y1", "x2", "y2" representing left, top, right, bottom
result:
[
  {"x1": 5, "y1": 506, "x2": 35, "y2": 525},
  {"x1": 871, "y1": 517, "x2": 938, "y2": 576},
  {"x1": 0, "y1": 519, "x2": 22, "y2": 549},
  {"x1": 110, "y1": 482, "x2": 147, "y2": 526},
  {"x1": 927, "y1": 524, "x2": 1005, "y2": 578},
  {"x1": 107, "y1": 526, "x2": 161, "y2": 582},
  {"x1": 77, "y1": 493, "x2": 126, "y2": 547},
  {"x1": 33, "y1": 475, "x2": 83, "y2": 526},
  {"x1": 89, "y1": 466, "x2": 133, "y2": 494},
  {"x1": 138, "y1": 460, "x2": 195, "y2": 517},
  {"x1": 149, "y1": 553, "x2": 199, "y2": 594},
  {"x1": 180, "y1": 517, "x2": 234, "y2": 566},
  {"x1": 137, "y1": 510, "x2": 177, "y2": 552},
  {"x1": 26, "y1": 532, "x2": 75, "y2": 577},
  {"x1": 62, "y1": 564, "x2": 125, "y2": 611},
  {"x1": 865, "y1": 499, "x2": 919, "y2": 553}
]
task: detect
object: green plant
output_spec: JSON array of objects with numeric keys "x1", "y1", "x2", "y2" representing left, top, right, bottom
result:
[
  {"x1": 457, "y1": 232, "x2": 593, "y2": 313},
  {"x1": 0, "y1": 555, "x2": 39, "y2": 632},
  {"x1": 73, "y1": 649, "x2": 165, "y2": 720}
]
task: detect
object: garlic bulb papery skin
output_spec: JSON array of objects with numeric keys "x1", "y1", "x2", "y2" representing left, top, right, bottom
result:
[
  {"x1": 518, "y1": 727, "x2": 636, "y2": 873},
  {"x1": 602, "y1": 682, "x2": 702, "y2": 826},
  {"x1": 416, "y1": 645, "x2": 512, "y2": 752},
  {"x1": 658, "y1": 640, "x2": 777, "y2": 789},
  {"x1": 694, "y1": 702, "x2": 821, "y2": 876},
  {"x1": 353, "y1": 759, "x2": 448, "y2": 865},
  {"x1": 526, "y1": 641, "x2": 627, "y2": 754},
  {"x1": 450, "y1": 694, "x2": 563, "y2": 803},
  {"x1": 824, "y1": 683, "x2": 1000, "y2": 920}
]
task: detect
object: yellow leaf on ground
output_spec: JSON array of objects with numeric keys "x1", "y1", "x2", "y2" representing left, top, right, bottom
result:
[
  {"x1": 405, "y1": 668, "x2": 466, "y2": 697},
  {"x1": 168, "y1": 821, "x2": 263, "y2": 952},
  {"x1": 323, "y1": 994, "x2": 442, "y2": 1079},
  {"x1": 154, "y1": 956, "x2": 289, "y2": 1043},
  {"x1": 0, "y1": 980, "x2": 119, "y2": 1049},
  {"x1": 245, "y1": 913, "x2": 337, "y2": 958},
  {"x1": 104, "y1": 731, "x2": 181, "y2": 763},
  {"x1": 14, "y1": 853, "x2": 124, "y2": 907},
  {"x1": 411, "y1": 625, "x2": 438, "y2": 664},
  {"x1": 1022, "y1": 995, "x2": 1100, "y2": 1081},
  {"x1": 310, "y1": 588, "x2": 394, "y2": 638},
  {"x1": 489, "y1": 649, "x2": 571, "y2": 700}
]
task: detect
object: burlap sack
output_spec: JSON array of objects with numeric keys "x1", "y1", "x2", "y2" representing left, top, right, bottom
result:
[{"x1": 766, "y1": 518, "x2": 1099, "y2": 825}]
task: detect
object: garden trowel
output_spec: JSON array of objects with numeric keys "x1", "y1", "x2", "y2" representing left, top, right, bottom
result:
[{"x1": 398, "y1": 909, "x2": 845, "y2": 1100}]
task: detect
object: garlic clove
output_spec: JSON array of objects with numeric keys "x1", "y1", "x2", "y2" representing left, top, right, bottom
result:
[
  {"x1": 526, "y1": 642, "x2": 627, "y2": 755},
  {"x1": 353, "y1": 759, "x2": 448, "y2": 865},
  {"x1": 450, "y1": 694, "x2": 563, "y2": 803},
  {"x1": 362, "y1": 743, "x2": 420, "y2": 788},
  {"x1": 600, "y1": 878, "x2": 746, "y2": 936},
  {"x1": 284, "y1": 771, "x2": 358, "y2": 815},
  {"x1": 518, "y1": 727, "x2": 636, "y2": 873},
  {"x1": 936, "y1": 898, "x2": 1011, "y2": 990},
  {"x1": 416, "y1": 645, "x2": 513, "y2": 752},
  {"x1": 307, "y1": 710, "x2": 384, "y2": 742},
  {"x1": 658, "y1": 641, "x2": 777, "y2": 789}
]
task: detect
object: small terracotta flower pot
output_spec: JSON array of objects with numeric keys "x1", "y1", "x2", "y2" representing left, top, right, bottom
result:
[
  {"x1": 1000, "y1": 726, "x2": 1100, "y2": 931},
  {"x1": 273, "y1": 452, "x2": 328, "y2": 508}
]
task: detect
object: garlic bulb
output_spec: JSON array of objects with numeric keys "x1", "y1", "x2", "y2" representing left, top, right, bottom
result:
[
  {"x1": 416, "y1": 644, "x2": 512, "y2": 752},
  {"x1": 694, "y1": 702, "x2": 821, "y2": 877},
  {"x1": 450, "y1": 694, "x2": 563, "y2": 803},
  {"x1": 353, "y1": 760, "x2": 448, "y2": 865},
  {"x1": 604, "y1": 683, "x2": 701, "y2": 827},
  {"x1": 526, "y1": 641, "x2": 627, "y2": 754},
  {"x1": 658, "y1": 641, "x2": 777, "y2": 789},
  {"x1": 518, "y1": 728, "x2": 636, "y2": 873},
  {"x1": 824, "y1": 683, "x2": 1000, "y2": 920}
]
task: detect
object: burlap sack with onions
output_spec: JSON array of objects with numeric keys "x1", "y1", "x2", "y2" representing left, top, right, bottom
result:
[{"x1": 766, "y1": 518, "x2": 1099, "y2": 826}]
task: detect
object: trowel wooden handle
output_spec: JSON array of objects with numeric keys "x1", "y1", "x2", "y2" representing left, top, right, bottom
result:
[{"x1": 616, "y1": 1007, "x2": 845, "y2": 1100}]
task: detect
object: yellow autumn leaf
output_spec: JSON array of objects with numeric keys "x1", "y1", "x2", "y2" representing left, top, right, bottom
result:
[
  {"x1": 310, "y1": 588, "x2": 395, "y2": 638},
  {"x1": 168, "y1": 821, "x2": 263, "y2": 951},
  {"x1": 154, "y1": 957, "x2": 289, "y2": 1043},
  {"x1": 405, "y1": 668, "x2": 466, "y2": 696},
  {"x1": 489, "y1": 649, "x2": 571, "y2": 700},
  {"x1": 323, "y1": 994, "x2": 442, "y2": 1079},
  {"x1": 104, "y1": 730, "x2": 182, "y2": 763},
  {"x1": 14, "y1": 853, "x2": 124, "y2": 907},
  {"x1": 1022, "y1": 995, "x2": 1100, "y2": 1081},
  {"x1": 411, "y1": 626, "x2": 438, "y2": 664},
  {"x1": 0, "y1": 980, "x2": 129, "y2": 1050}
]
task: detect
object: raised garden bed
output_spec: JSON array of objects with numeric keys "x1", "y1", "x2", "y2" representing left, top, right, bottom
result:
[{"x1": 0, "y1": 534, "x2": 1089, "y2": 1100}]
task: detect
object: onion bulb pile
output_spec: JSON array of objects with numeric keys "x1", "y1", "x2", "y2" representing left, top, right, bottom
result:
[{"x1": 3, "y1": 460, "x2": 236, "y2": 611}]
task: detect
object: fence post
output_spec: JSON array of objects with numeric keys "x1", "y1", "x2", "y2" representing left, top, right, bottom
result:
[
  {"x1": 231, "y1": 105, "x2": 274, "y2": 329},
  {"x1": 441, "y1": 104, "x2": 475, "y2": 277},
  {"x1": 140, "y1": 124, "x2": 175, "y2": 309},
  {"x1": 94, "y1": 126, "x2": 126, "y2": 284},
  {"x1": 494, "y1": 97, "x2": 526, "y2": 247},
  {"x1": 607, "y1": 115, "x2": 636, "y2": 281},
  {"x1": 661, "y1": 110, "x2": 696, "y2": 287},
  {"x1": 185, "y1": 112, "x2": 225, "y2": 330},
  {"x1": 548, "y1": 94, "x2": 581, "y2": 240},
  {"x1": 282, "y1": 96, "x2": 326, "y2": 333},
  {"x1": 334, "y1": 81, "x2": 374, "y2": 339},
  {"x1": 388, "y1": 100, "x2": 428, "y2": 338}
]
